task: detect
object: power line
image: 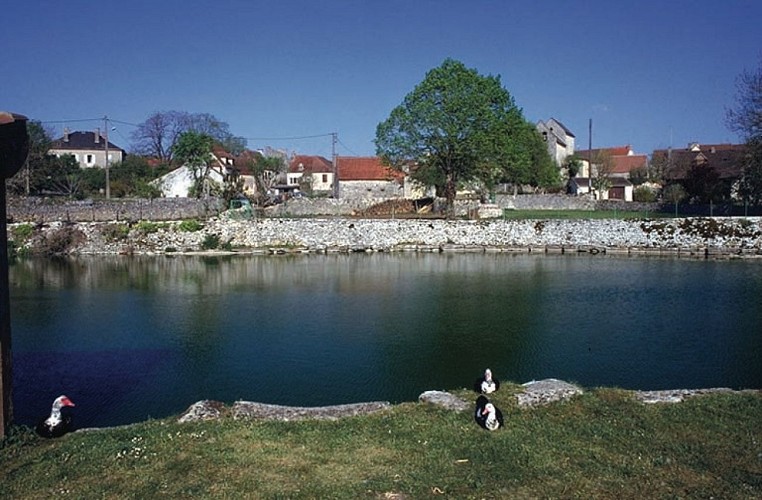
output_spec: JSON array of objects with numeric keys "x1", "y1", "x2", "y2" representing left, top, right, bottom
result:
[
  {"x1": 41, "y1": 118, "x2": 103, "y2": 124},
  {"x1": 243, "y1": 133, "x2": 334, "y2": 141},
  {"x1": 336, "y1": 137, "x2": 360, "y2": 156},
  {"x1": 110, "y1": 119, "x2": 139, "y2": 128}
]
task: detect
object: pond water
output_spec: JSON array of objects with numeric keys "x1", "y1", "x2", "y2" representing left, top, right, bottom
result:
[{"x1": 9, "y1": 253, "x2": 762, "y2": 428}]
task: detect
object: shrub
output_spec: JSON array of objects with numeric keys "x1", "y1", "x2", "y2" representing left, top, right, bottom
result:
[
  {"x1": 135, "y1": 221, "x2": 160, "y2": 235},
  {"x1": 38, "y1": 226, "x2": 87, "y2": 256},
  {"x1": 11, "y1": 223, "x2": 34, "y2": 242},
  {"x1": 178, "y1": 219, "x2": 204, "y2": 232},
  {"x1": 633, "y1": 186, "x2": 657, "y2": 203},
  {"x1": 201, "y1": 233, "x2": 221, "y2": 250},
  {"x1": 100, "y1": 223, "x2": 130, "y2": 241}
]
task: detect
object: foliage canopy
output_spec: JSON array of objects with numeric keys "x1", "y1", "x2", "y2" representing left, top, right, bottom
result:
[{"x1": 375, "y1": 59, "x2": 555, "y2": 217}]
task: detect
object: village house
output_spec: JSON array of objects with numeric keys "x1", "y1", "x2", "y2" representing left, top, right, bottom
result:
[
  {"x1": 653, "y1": 143, "x2": 746, "y2": 198},
  {"x1": 536, "y1": 118, "x2": 576, "y2": 170},
  {"x1": 49, "y1": 128, "x2": 125, "y2": 169},
  {"x1": 287, "y1": 154, "x2": 334, "y2": 194},
  {"x1": 570, "y1": 145, "x2": 646, "y2": 201},
  {"x1": 153, "y1": 146, "x2": 246, "y2": 198},
  {"x1": 336, "y1": 156, "x2": 426, "y2": 199}
]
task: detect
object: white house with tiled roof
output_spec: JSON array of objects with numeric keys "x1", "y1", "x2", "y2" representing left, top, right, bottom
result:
[{"x1": 287, "y1": 154, "x2": 334, "y2": 193}]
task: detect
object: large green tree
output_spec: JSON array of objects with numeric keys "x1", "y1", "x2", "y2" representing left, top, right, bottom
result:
[
  {"x1": 375, "y1": 58, "x2": 549, "y2": 217},
  {"x1": 172, "y1": 131, "x2": 215, "y2": 198}
]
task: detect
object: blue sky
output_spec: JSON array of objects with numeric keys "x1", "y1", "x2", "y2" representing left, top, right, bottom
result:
[{"x1": 3, "y1": 1, "x2": 761, "y2": 159}]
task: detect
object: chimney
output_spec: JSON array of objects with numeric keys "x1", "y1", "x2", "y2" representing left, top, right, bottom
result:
[
  {"x1": 63, "y1": 127, "x2": 69, "y2": 142},
  {"x1": 94, "y1": 128, "x2": 100, "y2": 144}
]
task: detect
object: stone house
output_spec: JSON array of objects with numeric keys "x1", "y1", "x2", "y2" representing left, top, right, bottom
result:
[
  {"x1": 536, "y1": 118, "x2": 575, "y2": 169},
  {"x1": 49, "y1": 129, "x2": 125, "y2": 169},
  {"x1": 336, "y1": 156, "x2": 407, "y2": 199}
]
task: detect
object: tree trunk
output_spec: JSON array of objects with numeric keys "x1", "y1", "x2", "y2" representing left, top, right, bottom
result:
[{"x1": 444, "y1": 173, "x2": 457, "y2": 219}]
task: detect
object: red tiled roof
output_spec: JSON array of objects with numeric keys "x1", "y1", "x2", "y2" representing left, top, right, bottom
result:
[
  {"x1": 653, "y1": 144, "x2": 746, "y2": 180},
  {"x1": 611, "y1": 155, "x2": 647, "y2": 174},
  {"x1": 336, "y1": 156, "x2": 404, "y2": 181},
  {"x1": 289, "y1": 155, "x2": 333, "y2": 173},
  {"x1": 576, "y1": 145, "x2": 632, "y2": 158},
  {"x1": 231, "y1": 150, "x2": 262, "y2": 175}
]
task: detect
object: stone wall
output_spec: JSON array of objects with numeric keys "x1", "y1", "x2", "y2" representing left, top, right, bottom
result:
[
  {"x1": 7, "y1": 196, "x2": 225, "y2": 223},
  {"x1": 8, "y1": 194, "x2": 762, "y2": 223},
  {"x1": 495, "y1": 193, "x2": 596, "y2": 211},
  {"x1": 13, "y1": 216, "x2": 762, "y2": 257}
]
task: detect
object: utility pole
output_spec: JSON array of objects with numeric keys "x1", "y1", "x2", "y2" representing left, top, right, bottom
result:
[
  {"x1": 588, "y1": 118, "x2": 593, "y2": 195},
  {"x1": 332, "y1": 132, "x2": 339, "y2": 199},
  {"x1": 104, "y1": 115, "x2": 110, "y2": 199}
]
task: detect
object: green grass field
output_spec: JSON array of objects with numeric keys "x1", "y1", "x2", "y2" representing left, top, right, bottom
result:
[{"x1": 2, "y1": 386, "x2": 760, "y2": 499}]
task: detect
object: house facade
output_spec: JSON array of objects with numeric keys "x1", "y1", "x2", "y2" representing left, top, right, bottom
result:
[
  {"x1": 569, "y1": 176, "x2": 633, "y2": 201},
  {"x1": 49, "y1": 129, "x2": 125, "y2": 168},
  {"x1": 569, "y1": 145, "x2": 646, "y2": 201},
  {"x1": 153, "y1": 150, "x2": 241, "y2": 198},
  {"x1": 653, "y1": 143, "x2": 747, "y2": 201},
  {"x1": 336, "y1": 156, "x2": 406, "y2": 199},
  {"x1": 536, "y1": 118, "x2": 575, "y2": 168},
  {"x1": 287, "y1": 155, "x2": 334, "y2": 193},
  {"x1": 654, "y1": 143, "x2": 746, "y2": 182}
]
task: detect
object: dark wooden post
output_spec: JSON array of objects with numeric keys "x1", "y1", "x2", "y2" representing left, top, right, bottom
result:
[{"x1": 0, "y1": 112, "x2": 29, "y2": 437}]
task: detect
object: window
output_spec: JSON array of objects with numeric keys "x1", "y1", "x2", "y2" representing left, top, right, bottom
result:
[
  {"x1": 86, "y1": 154, "x2": 94, "y2": 165},
  {"x1": 322, "y1": 174, "x2": 328, "y2": 183}
]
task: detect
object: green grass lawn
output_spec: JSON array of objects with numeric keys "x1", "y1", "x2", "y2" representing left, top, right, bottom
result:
[{"x1": 1, "y1": 386, "x2": 760, "y2": 499}]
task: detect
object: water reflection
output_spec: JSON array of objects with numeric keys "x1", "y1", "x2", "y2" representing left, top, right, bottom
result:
[{"x1": 10, "y1": 254, "x2": 762, "y2": 428}]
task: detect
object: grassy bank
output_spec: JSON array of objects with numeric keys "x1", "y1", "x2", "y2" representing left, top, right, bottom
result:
[{"x1": 1, "y1": 386, "x2": 760, "y2": 499}]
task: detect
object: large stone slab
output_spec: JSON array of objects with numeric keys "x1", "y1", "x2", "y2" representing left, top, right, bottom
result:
[
  {"x1": 418, "y1": 390, "x2": 470, "y2": 412},
  {"x1": 517, "y1": 379, "x2": 584, "y2": 407},
  {"x1": 231, "y1": 400, "x2": 391, "y2": 421}
]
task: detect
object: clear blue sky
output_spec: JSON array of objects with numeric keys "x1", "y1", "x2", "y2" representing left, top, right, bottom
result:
[{"x1": 3, "y1": 0, "x2": 761, "y2": 159}]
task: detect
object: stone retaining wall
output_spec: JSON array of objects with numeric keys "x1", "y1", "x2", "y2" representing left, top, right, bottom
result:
[
  {"x1": 7, "y1": 196, "x2": 224, "y2": 223},
  {"x1": 13, "y1": 216, "x2": 762, "y2": 257}
]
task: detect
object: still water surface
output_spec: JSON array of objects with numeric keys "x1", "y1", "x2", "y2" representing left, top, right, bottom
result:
[{"x1": 10, "y1": 253, "x2": 762, "y2": 428}]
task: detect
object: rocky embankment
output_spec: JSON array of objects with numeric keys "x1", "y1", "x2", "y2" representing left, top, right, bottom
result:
[
  {"x1": 13, "y1": 215, "x2": 762, "y2": 257},
  {"x1": 176, "y1": 379, "x2": 761, "y2": 424}
]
